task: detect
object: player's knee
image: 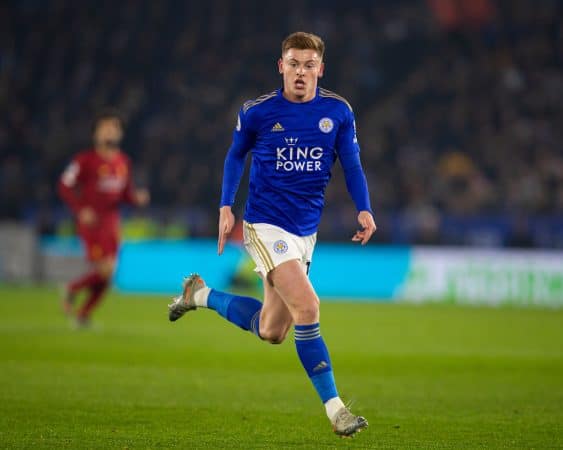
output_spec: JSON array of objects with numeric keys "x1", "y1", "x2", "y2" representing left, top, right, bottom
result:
[
  {"x1": 259, "y1": 327, "x2": 289, "y2": 345},
  {"x1": 97, "y1": 259, "x2": 115, "y2": 280},
  {"x1": 292, "y1": 300, "x2": 320, "y2": 324},
  {"x1": 267, "y1": 335, "x2": 285, "y2": 345},
  {"x1": 98, "y1": 267, "x2": 112, "y2": 280}
]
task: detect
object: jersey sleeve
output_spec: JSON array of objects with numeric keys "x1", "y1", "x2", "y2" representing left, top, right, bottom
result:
[
  {"x1": 58, "y1": 154, "x2": 86, "y2": 214},
  {"x1": 335, "y1": 109, "x2": 373, "y2": 214},
  {"x1": 335, "y1": 107, "x2": 360, "y2": 157},
  {"x1": 219, "y1": 108, "x2": 256, "y2": 207}
]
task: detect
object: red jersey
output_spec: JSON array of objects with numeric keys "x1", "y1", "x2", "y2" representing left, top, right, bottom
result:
[{"x1": 58, "y1": 148, "x2": 137, "y2": 218}]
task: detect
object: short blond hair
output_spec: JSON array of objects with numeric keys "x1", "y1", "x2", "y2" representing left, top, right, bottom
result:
[{"x1": 281, "y1": 32, "x2": 325, "y2": 59}]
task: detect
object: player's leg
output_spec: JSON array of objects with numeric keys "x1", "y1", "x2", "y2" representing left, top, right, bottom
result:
[
  {"x1": 75, "y1": 255, "x2": 113, "y2": 323},
  {"x1": 62, "y1": 232, "x2": 107, "y2": 315},
  {"x1": 256, "y1": 274, "x2": 293, "y2": 344},
  {"x1": 270, "y1": 260, "x2": 367, "y2": 436},
  {"x1": 63, "y1": 267, "x2": 102, "y2": 315},
  {"x1": 73, "y1": 229, "x2": 117, "y2": 324},
  {"x1": 168, "y1": 270, "x2": 293, "y2": 345},
  {"x1": 169, "y1": 223, "x2": 293, "y2": 343},
  {"x1": 168, "y1": 274, "x2": 263, "y2": 335}
]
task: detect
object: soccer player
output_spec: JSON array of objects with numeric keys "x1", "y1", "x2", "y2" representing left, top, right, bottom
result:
[
  {"x1": 58, "y1": 110, "x2": 149, "y2": 326},
  {"x1": 168, "y1": 32, "x2": 376, "y2": 437}
]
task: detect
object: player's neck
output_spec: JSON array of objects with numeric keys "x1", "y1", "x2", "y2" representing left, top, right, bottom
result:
[
  {"x1": 95, "y1": 148, "x2": 118, "y2": 160},
  {"x1": 281, "y1": 86, "x2": 318, "y2": 103}
]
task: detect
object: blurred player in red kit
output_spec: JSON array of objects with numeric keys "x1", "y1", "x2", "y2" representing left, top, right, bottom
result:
[{"x1": 58, "y1": 110, "x2": 149, "y2": 326}]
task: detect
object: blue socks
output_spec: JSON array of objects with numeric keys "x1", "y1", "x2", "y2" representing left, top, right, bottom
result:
[
  {"x1": 207, "y1": 289, "x2": 262, "y2": 337},
  {"x1": 206, "y1": 294, "x2": 339, "y2": 406},
  {"x1": 295, "y1": 323, "x2": 338, "y2": 403}
]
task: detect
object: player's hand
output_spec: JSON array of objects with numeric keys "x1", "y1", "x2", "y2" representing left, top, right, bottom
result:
[
  {"x1": 218, "y1": 206, "x2": 235, "y2": 255},
  {"x1": 78, "y1": 207, "x2": 97, "y2": 227},
  {"x1": 351, "y1": 210, "x2": 376, "y2": 245},
  {"x1": 135, "y1": 188, "x2": 150, "y2": 207}
]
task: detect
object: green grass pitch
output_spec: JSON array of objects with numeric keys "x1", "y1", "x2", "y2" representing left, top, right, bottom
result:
[{"x1": 0, "y1": 285, "x2": 562, "y2": 449}]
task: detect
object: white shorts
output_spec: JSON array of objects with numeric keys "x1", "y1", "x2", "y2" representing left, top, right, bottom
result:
[{"x1": 243, "y1": 221, "x2": 317, "y2": 276}]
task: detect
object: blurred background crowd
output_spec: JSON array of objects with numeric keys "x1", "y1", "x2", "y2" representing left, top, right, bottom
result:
[{"x1": 1, "y1": 0, "x2": 561, "y2": 247}]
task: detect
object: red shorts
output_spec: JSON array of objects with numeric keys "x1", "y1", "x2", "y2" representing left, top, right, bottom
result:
[{"x1": 78, "y1": 222, "x2": 120, "y2": 262}]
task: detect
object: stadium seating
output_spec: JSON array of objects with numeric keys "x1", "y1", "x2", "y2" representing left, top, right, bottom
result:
[{"x1": 0, "y1": 0, "x2": 561, "y2": 246}]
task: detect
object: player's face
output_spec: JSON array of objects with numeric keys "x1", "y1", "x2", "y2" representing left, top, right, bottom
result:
[
  {"x1": 278, "y1": 49, "x2": 324, "y2": 102},
  {"x1": 93, "y1": 119, "x2": 123, "y2": 155}
]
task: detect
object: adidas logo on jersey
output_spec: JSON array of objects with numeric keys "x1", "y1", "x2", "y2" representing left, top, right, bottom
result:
[
  {"x1": 313, "y1": 361, "x2": 328, "y2": 372},
  {"x1": 271, "y1": 122, "x2": 285, "y2": 132}
]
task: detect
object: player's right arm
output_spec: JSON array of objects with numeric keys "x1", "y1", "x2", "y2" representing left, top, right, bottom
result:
[
  {"x1": 218, "y1": 109, "x2": 255, "y2": 255},
  {"x1": 58, "y1": 154, "x2": 96, "y2": 226}
]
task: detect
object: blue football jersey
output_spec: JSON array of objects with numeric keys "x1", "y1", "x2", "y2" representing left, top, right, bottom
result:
[{"x1": 221, "y1": 87, "x2": 370, "y2": 236}]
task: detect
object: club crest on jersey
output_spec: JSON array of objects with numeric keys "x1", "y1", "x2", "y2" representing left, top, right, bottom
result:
[
  {"x1": 273, "y1": 240, "x2": 288, "y2": 254},
  {"x1": 318, "y1": 117, "x2": 334, "y2": 133},
  {"x1": 271, "y1": 122, "x2": 285, "y2": 132}
]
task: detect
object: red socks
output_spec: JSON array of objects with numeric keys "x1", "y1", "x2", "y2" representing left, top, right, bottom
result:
[
  {"x1": 77, "y1": 280, "x2": 109, "y2": 319},
  {"x1": 68, "y1": 270, "x2": 110, "y2": 320}
]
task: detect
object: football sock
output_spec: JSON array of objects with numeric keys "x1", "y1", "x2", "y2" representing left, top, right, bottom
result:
[
  {"x1": 193, "y1": 286, "x2": 211, "y2": 307},
  {"x1": 77, "y1": 280, "x2": 109, "y2": 319},
  {"x1": 206, "y1": 289, "x2": 262, "y2": 337},
  {"x1": 295, "y1": 323, "x2": 343, "y2": 420},
  {"x1": 68, "y1": 270, "x2": 105, "y2": 295},
  {"x1": 325, "y1": 397, "x2": 346, "y2": 422}
]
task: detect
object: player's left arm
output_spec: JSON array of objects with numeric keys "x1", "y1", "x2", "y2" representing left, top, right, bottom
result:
[
  {"x1": 122, "y1": 157, "x2": 150, "y2": 207},
  {"x1": 336, "y1": 109, "x2": 376, "y2": 245}
]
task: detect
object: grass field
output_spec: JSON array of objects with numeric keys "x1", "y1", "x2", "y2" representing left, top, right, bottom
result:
[{"x1": 0, "y1": 285, "x2": 562, "y2": 449}]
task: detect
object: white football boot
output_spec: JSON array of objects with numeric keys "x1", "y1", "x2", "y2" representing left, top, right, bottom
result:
[
  {"x1": 332, "y1": 407, "x2": 368, "y2": 437},
  {"x1": 168, "y1": 274, "x2": 206, "y2": 322}
]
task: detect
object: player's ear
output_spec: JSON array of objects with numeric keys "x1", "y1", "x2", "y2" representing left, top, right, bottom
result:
[
  {"x1": 278, "y1": 58, "x2": 283, "y2": 74},
  {"x1": 318, "y1": 62, "x2": 325, "y2": 78}
]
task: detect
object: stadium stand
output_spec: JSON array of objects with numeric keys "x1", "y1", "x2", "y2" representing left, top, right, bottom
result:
[{"x1": 0, "y1": 0, "x2": 561, "y2": 246}]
